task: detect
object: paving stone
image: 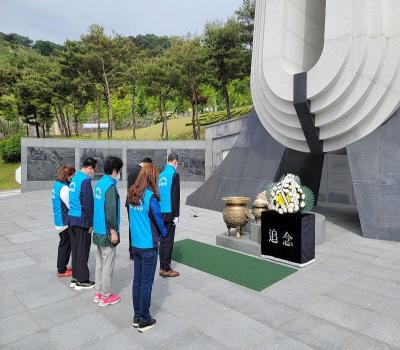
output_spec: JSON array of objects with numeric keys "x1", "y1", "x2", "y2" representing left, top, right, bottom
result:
[
  {"x1": 253, "y1": 331, "x2": 314, "y2": 350},
  {"x1": 343, "y1": 334, "x2": 395, "y2": 350},
  {"x1": 0, "y1": 312, "x2": 40, "y2": 346},
  {"x1": 1, "y1": 331, "x2": 56, "y2": 350},
  {"x1": 379, "y1": 296, "x2": 400, "y2": 321},
  {"x1": 84, "y1": 330, "x2": 140, "y2": 350},
  {"x1": 298, "y1": 295, "x2": 376, "y2": 332},
  {"x1": 163, "y1": 329, "x2": 228, "y2": 350},
  {"x1": 4, "y1": 233, "x2": 42, "y2": 244},
  {"x1": 360, "y1": 313, "x2": 400, "y2": 348},
  {"x1": 280, "y1": 313, "x2": 356, "y2": 349},
  {"x1": 0, "y1": 256, "x2": 36, "y2": 272},
  {"x1": 47, "y1": 312, "x2": 119, "y2": 349},
  {"x1": 0, "y1": 294, "x2": 26, "y2": 319},
  {"x1": 121, "y1": 309, "x2": 193, "y2": 348},
  {"x1": 1, "y1": 187, "x2": 400, "y2": 348},
  {"x1": 192, "y1": 308, "x2": 274, "y2": 348},
  {"x1": 326, "y1": 283, "x2": 387, "y2": 311},
  {"x1": 236, "y1": 294, "x2": 306, "y2": 329},
  {"x1": 17, "y1": 282, "x2": 75, "y2": 310},
  {"x1": 29, "y1": 294, "x2": 96, "y2": 329}
]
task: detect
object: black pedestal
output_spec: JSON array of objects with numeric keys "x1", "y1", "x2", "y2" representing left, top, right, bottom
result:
[{"x1": 261, "y1": 211, "x2": 315, "y2": 267}]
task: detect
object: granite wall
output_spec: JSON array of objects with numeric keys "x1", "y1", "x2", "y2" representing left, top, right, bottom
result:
[
  {"x1": 204, "y1": 116, "x2": 247, "y2": 180},
  {"x1": 204, "y1": 114, "x2": 356, "y2": 206},
  {"x1": 347, "y1": 108, "x2": 400, "y2": 241},
  {"x1": 21, "y1": 139, "x2": 205, "y2": 191}
]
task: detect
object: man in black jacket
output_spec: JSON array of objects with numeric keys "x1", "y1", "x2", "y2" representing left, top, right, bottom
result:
[
  {"x1": 126, "y1": 157, "x2": 152, "y2": 260},
  {"x1": 158, "y1": 153, "x2": 180, "y2": 277}
]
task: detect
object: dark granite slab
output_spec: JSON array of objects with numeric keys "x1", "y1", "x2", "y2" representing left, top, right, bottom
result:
[
  {"x1": 80, "y1": 148, "x2": 123, "y2": 180},
  {"x1": 172, "y1": 149, "x2": 205, "y2": 182},
  {"x1": 27, "y1": 147, "x2": 75, "y2": 181},
  {"x1": 126, "y1": 149, "x2": 167, "y2": 174}
]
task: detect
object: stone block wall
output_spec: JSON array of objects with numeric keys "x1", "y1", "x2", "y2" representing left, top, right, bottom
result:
[{"x1": 21, "y1": 138, "x2": 205, "y2": 191}]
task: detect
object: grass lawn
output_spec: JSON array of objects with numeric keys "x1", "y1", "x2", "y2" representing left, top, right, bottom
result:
[
  {"x1": 71, "y1": 106, "x2": 251, "y2": 141},
  {"x1": 74, "y1": 116, "x2": 206, "y2": 141},
  {"x1": 0, "y1": 160, "x2": 20, "y2": 191}
]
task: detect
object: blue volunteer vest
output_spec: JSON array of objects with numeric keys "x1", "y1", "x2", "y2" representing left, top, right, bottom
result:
[
  {"x1": 129, "y1": 188, "x2": 154, "y2": 249},
  {"x1": 68, "y1": 171, "x2": 89, "y2": 218},
  {"x1": 159, "y1": 164, "x2": 176, "y2": 213},
  {"x1": 93, "y1": 175, "x2": 120, "y2": 235},
  {"x1": 51, "y1": 181, "x2": 68, "y2": 227}
]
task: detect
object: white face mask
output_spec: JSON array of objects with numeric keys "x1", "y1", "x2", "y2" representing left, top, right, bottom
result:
[{"x1": 114, "y1": 173, "x2": 121, "y2": 182}]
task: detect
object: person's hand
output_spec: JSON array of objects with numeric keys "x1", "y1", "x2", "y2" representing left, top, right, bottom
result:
[
  {"x1": 111, "y1": 229, "x2": 119, "y2": 244},
  {"x1": 173, "y1": 217, "x2": 179, "y2": 226}
]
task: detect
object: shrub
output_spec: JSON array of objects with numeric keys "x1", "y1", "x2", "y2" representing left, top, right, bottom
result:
[{"x1": 0, "y1": 134, "x2": 21, "y2": 163}]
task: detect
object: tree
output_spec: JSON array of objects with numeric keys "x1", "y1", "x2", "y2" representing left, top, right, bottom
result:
[
  {"x1": 130, "y1": 34, "x2": 171, "y2": 56},
  {"x1": 167, "y1": 37, "x2": 208, "y2": 139},
  {"x1": 119, "y1": 43, "x2": 142, "y2": 139},
  {"x1": 204, "y1": 20, "x2": 250, "y2": 119},
  {"x1": 1, "y1": 32, "x2": 33, "y2": 47},
  {"x1": 80, "y1": 25, "x2": 132, "y2": 138},
  {"x1": 235, "y1": 0, "x2": 256, "y2": 49},
  {"x1": 54, "y1": 40, "x2": 95, "y2": 137},
  {"x1": 33, "y1": 40, "x2": 63, "y2": 56},
  {"x1": 141, "y1": 53, "x2": 182, "y2": 140},
  {"x1": 15, "y1": 64, "x2": 55, "y2": 138},
  {"x1": 0, "y1": 95, "x2": 18, "y2": 137}
]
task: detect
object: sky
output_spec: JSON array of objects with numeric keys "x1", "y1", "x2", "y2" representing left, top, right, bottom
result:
[{"x1": 0, "y1": 0, "x2": 244, "y2": 44}]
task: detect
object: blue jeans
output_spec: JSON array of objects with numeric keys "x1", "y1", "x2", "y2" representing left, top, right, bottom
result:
[{"x1": 132, "y1": 249, "x2": 158, "y2": 323}]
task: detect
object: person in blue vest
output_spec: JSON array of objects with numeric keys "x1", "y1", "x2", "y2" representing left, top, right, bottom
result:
[
  {"x1": 158, "y1": 152, "x2": 180, "y2": 277},
  {"x1": 69, "y1": 157, "x2": 97, "y2": 290},
  {"x1": 51, "y1": 165, "x2": 75, "y2": 277},
  {"x1": 128, "y1": 164, "x2": 167, "y2": 333},
  {"x1": 92, "y1": 156, "x2": 123, "y2": 307}
]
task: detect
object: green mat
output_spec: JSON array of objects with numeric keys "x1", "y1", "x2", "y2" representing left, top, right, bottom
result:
[{"x1": 172, "y1": 239, "x2": 296, "y2": 292}]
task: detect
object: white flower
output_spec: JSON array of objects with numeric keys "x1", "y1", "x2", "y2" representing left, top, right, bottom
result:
[
  {"x1": 294, "y1": 206, "x2": 299, "y2": 212},
  {"x1": 283, "y1": 207, "x2": 287, "y2": 213},
  {"x1": 298, "y1": 188, "x2": 303, "y2": 193},
  {"x1": 301, "y1": 194, "x2": 305, "y2": 199},
  {"x1": 288, "y1": 207, "x2": 293, "y2": 213},
  {"x1": 300, "y1": 201, "x2": 305, "y2": 208},
  {"x1": 278, "y1": 209, "x2": 283, "y2": 214},
  {"x1": 283, "y1": 189, "x2": 289, "y2": 193}
]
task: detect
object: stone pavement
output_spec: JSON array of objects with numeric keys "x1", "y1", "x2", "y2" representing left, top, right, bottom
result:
[{"x1": 1, "y1": 188, "x2": 400, "y2": 349}]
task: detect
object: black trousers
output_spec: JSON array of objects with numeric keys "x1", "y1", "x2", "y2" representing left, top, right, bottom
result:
[
  {"x1": 127, "y1": 207, "x2": 134, "y2": 260},
  {"x1": 70, "y1": 226, "x2": 91, "y2": 282},
  {"x1": 57, "y1": 227, "x2": 71, "y2": 273},
  {"x1": 159, "y1": 221, "x2": 175, "y2": 271}
]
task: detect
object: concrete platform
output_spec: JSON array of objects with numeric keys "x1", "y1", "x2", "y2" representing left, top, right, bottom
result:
[{"x1": 1, "y1": 188, "x2": 400, "y2": 349}]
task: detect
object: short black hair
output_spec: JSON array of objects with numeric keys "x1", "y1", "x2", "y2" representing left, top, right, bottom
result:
[
  {"x1": 103, "y1": 156, "x2": 124, "y2": 175},
  {"x1": 141, "y1": 157, "x2": 152, "y2": 164},
  {"x1": 82, "y1": 157, "x2": 97, "y2": 169},
  {"x1": 168, "y1": 152, "x2": 178, "y2": 162}
]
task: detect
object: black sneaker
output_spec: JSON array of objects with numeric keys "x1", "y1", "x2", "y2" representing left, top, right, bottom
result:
[
  {"x1": 132, "y1": 315, "x2": 139, "y2": 328},
  {"x1": 74, "y1": 280, "x2": 95, "y2": 290},
  {"x1": 138, "y1": 319, "x2": 156, "y2": 333},
  {"x1": 69, "y1": 279, "x2": 77, "y2": 288}
]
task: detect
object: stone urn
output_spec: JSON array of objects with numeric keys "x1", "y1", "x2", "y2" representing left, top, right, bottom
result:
[
  {"x1": 222, "y1": 197, "x2": 250, "y2": 239},
  {"x1": 252, "y1": 191, "x2": 270, "y2": 224},
  {"x1": 252, "y1": 200, "x2": 268, "y2": 224}
]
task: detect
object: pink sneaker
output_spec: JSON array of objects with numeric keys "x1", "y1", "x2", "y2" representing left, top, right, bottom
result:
[
  {"x1": 93, "y1": 293, "x2": 102, "y2": 303},
  {"x1": 98, "y1": 294, "x2": 121, "y2": 307}
]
